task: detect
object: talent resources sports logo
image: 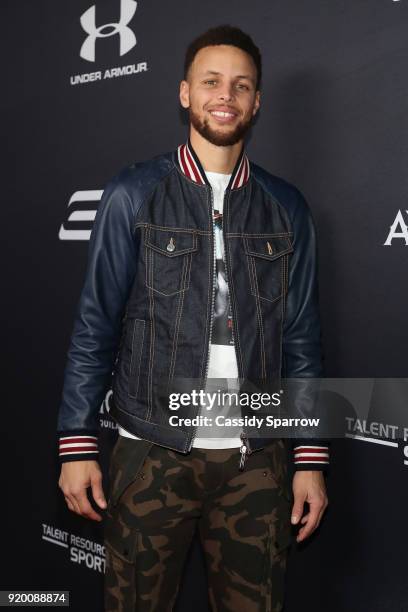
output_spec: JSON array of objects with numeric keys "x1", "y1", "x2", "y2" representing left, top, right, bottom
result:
[
  {"x1": 80, "y1": 0, "x2": 137, "y2": 62},
  {"x1": 346, "y1": 417, "x2": 408, "y2": 466},
  {"x1": 383, "y1": 210, "x2": 408, "y2": 245},
  {"x1": 71, "y1": 0, "x2": 148, "y2": 86},
  {"x1": 42, "y1": 523, "x2": 105, "y2": 573},
  {"x1": 58, "y1": 190, "x2": 102, "y2": 241}
]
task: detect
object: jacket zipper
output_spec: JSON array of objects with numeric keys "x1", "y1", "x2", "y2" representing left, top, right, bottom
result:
[
  {"x1": 188, "y1": 185, "x2": 216, "y2": 451},
  {"x1": 221, "y1": 190, "x2": 253, "y2": 470},
  {"x1": 187, "y1": 185, "x2": 255, "y2": 469}
]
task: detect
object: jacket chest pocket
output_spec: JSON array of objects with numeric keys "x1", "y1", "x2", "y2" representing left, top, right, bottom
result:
[
  {"x1": 244, "y1": 235, "x2": 293, "y2": 302},
  {"x1": 145, "y1": 226, "x2": 198, "y2": 296}
]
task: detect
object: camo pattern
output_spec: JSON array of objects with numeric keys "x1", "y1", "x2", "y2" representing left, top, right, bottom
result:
[{"x1": 104, "y1": 437, "x2": 293, "y2": 612}]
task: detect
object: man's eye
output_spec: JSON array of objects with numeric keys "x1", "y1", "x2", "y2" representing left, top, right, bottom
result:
[
  {"x1": 204, "y1": 80, "x2": 217, "y2": 85},
  {"x1": 237, "y1": 83, "x2": 249, "y2": 90}
]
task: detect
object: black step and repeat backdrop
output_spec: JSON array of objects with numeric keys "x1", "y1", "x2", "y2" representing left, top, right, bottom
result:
[{"x1": 4, "y1": 1, "x2": 408, "y2": 610}]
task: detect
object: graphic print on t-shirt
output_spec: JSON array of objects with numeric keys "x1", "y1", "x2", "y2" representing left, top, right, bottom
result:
[{"x1": 212, "y1": 208, "x2": 234, "y2": 348}]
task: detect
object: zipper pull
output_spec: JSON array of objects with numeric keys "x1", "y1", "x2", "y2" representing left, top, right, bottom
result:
[
  {"x1": 239, "y1": 442, "x2": 247, "y2": 471},
  {"x1": 239, "y1": 432, "x2": 251, "y2": 471}
]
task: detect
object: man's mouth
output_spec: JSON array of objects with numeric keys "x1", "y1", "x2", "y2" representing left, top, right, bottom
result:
[
  {"x1": 208, "y1": 109, "x2": 238, "y2": 124},
  {"x1": 210, "y1": 110, "x2": 236, "y2": 118}
]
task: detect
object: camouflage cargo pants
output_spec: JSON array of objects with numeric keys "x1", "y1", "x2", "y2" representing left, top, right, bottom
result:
[{"x1": 104, "y1": 436, "x2": 293, "y2": 612}]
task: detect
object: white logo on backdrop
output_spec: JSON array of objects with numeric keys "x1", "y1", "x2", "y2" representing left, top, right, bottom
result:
[
  {"x1": 346, "y1": 417, "x2": 408, "y2": 467},
  {"x1": 42, "y1": 524, "x2": 105, "y2": 573},
  {"x1": 71, "y1": 0, "x2": 147, "y2": 85},
  {"x1": 59, "y1": 190, "x2": 103, "y2": 241},
  {"x1": 383, "y1": 210, "x2": 408, "y2": 245},
  {"x1": 80, "y1": 0, "x2": 137, "y2": 62},
  {"x1": 99, "y1": 389, "x2": 118, "y2": 430}
]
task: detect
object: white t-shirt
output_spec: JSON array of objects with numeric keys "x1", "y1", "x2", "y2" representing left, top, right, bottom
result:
[{"x1": 118, "y1": 170, "x2": 242, "y2": 448}]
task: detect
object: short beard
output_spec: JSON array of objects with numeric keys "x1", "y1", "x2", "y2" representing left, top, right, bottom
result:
[{"x1": 189, "y1": 107, "x2": 253, "y2": 147}]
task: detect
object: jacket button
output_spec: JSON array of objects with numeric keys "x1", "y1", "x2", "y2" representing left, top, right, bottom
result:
[
  {"x1": 266, "y1": 241, "x2": 273, "y2": 255},
  {"x1": 166, "y1": 237, "x2": 175, "y2": 252}
]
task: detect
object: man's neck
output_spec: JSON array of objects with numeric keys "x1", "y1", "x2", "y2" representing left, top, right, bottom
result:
[{"x1": 189, "y1": 127, "x2": 243, "y2": 174}]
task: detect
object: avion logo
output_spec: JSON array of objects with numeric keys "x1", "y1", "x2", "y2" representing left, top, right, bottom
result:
[{"x1": 383, "y1": 210, "x2": 408, "y2": 245}]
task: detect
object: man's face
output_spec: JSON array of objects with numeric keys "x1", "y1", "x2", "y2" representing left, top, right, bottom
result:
[{"x1": 180, "y1": 44, "x2": 261, "y2": 147}]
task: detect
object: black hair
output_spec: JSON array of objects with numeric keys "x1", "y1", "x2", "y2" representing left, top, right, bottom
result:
[{"x1": 184, "y1": 25, "x2": 262, "y2": 90}]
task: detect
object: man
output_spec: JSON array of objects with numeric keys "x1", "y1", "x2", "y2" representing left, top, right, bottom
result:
[{"x1": 57, "y1": 25, "x2": 329, "y2": 612}]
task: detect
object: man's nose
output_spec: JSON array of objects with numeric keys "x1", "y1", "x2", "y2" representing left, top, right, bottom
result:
[{"x1": 218, "y1": 85, "x2": 234, "y2": 102}]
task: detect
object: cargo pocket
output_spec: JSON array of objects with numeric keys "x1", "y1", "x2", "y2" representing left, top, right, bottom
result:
[
  {"x1": 272, "y1": 509, "x2": 293, "y2": 557},
  {"x1": 262, "y1": 517, "x2": 292, "y2": 612},
  {"x1": 263, "y1": 440, "x2": 292, "y2": 505},
  {"x1": 244, "y1": 235, "x2": 293, "y2": 303},
  {"x1": 104, "y1": 512, "x2": 139, "y2": 612},
  {"x1": 105, "y1": 513, "x2": 140, "y2": 564},
  {"x1": 145, "y1": 225, "x2": 198, "y2": 296},
  {"x1": 108, "y1": 437, "x2": 153, "y2": 508}
]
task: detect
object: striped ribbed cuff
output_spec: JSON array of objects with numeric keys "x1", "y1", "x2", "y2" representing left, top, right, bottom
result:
[
  {"x1": 293, "y1": 445, "x2": 330, "y2": 471},
  {"x1": 58, "y1": 432, "x2": 99, "y2": 463}
]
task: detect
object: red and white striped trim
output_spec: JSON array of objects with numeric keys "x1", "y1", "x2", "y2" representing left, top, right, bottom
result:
[
  {"x1": 293, "y1": 445, "x2": 329, "y2": 465},
  {"x1": 177, "y1": 142, "x2": 250, "y2": 189},
  {"x1": 178, "y1": 143, "x2": 206, "y2": 185},
  {"x1": 59, "y1": 435, "x2": 99, "y2": 457},
  {"x1": 231, "y1": 153, "x2": 250, "y2": 189}
]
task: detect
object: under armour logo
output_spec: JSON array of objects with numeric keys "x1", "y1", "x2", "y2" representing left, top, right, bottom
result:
[{"x1": 80, "y1": 0, "x2": 137, "y2": 63}]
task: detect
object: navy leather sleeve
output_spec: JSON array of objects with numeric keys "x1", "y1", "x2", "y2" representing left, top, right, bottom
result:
[
  {"x1": 56, "y1": 171, "x2": 139, "y2": 462},
  {"x1": 282, "y1": 191, "x2": 322, "y2": 377},
  {"x1": 251, "y1": 164, "x2": 330, "y2": 472},
  {"x1": 281, "y1": 188, "x2": 330, "y2": 471}
]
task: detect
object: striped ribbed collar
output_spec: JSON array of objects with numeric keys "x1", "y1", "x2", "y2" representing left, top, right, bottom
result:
[{"x1": 176, "y1": 139, "x2": 250, "y2": 190}]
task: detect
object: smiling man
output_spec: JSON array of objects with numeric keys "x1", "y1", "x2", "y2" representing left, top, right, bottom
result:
[{"x1": 57, "y1": 25, "x2": 329, "y2": 612}]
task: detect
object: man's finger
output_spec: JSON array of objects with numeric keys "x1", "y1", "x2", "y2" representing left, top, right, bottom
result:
[
  {"x1": 90, "y1": 473, "x2": 107, "y2": 510},
  {"x1": 291, "y1": 495, "x2": 306, "y2": 525},
  {"x1": 296, "y1": 503, "x2": 321, "y2": 542},
  {"x1": 298, "y1": 497, "x2": 328, "y2": 536},
  {"x1": 72, "y1": 490, "x2": 103, "y2": 522},
  {"x1": 64, "y1": 496, "x2": 75, "y2": 512},
  {"x1": 66, "y1": 494, "x2": 81, "y2": 515}
]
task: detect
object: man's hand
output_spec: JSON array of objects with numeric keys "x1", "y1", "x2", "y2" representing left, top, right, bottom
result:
[
  {"x1": 58, "y1": 461, "x2": 107, "y2": 522},
  {"x1": 291, "y1": 470, "x2": 328, "y2": 543}
]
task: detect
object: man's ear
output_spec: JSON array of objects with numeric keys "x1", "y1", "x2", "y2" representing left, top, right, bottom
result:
[
  {"x1": 179, "y1": 80, "x2": 190, "y2": 109},
  {"x1": 252, "y1": 90, "x2": 261, "y2": 116}
]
